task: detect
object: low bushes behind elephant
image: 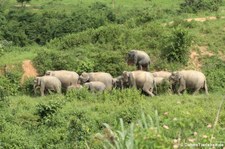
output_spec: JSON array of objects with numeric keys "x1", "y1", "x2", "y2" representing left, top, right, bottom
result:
[
  {"x1": 154, "y1": 76, "x2": 171, "y2": 94},
  {"x1": 122, "y1": 70, "x2": 156, "y2": 97},
  {"x1": 33, "y1": 76, "x2": 61, "y2": 96},
  {"x1": 79, "y1": 72, "x2": 113, "y2": 90},
  {"x1": 45, "y1": 70, "x2": 79, "y2": 90},
  {"x1": 127, "y1": 50, "x2": 151, "y2": 71},
  {"x1": 169, "y1": 70, "x2": 208, "y2": 95}
]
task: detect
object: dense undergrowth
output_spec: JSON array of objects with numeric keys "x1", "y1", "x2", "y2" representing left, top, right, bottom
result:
[{"x1": 1, "y1": 0, "x2": 225, "y2": 148}]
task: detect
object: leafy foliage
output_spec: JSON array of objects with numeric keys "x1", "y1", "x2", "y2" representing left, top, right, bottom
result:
[
  {"x1": 162, "y1": 27, "x2": 192, "y2": 65},
  {"x1": 180, "y1": 0, "x2": 223, "y2": 13}
]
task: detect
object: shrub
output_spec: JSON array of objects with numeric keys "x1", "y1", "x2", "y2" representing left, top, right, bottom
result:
[
  {"x1": 33, "y1": 50, "x2": 95, "y2": 75},
  {"x1": 0, "y1": 72, "x2": 21, "y2": 96},
  {"x1": 19, "y1": 77, "x2": 35, "y2": 96},
  {"x1": 202, "y1": 56, "x2": 225, "y2": 92},
  {"x1": 179, "y1": 0, "x2": 223, "y2": 13},
  {"x1": 162, "y1": 27, "x2": 192, "y2": 65}
]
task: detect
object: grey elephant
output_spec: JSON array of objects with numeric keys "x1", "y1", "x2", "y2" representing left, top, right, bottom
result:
[
  {"x1": 79, "y1": 72, "x2": 113, "y2": 90},
  {"x1": 45, "y1": 70, "x2": 79, "y2": 90},
  {"x1": 67, "y1": 84, "x2": 83, "y2": 92},
  {"x1": 169, "y1": 70, "x2": 208, "y2": 95},
  {"x1": 84, "y1": 81, "x2": 106, "y2": 92},
  {"x1": 122, "y1": 70, "x2": 156, "y2": 96},
  {"x1": 112, "y1": 76, "x2": 129, "y2": 89},
  {"x1": 152, "y1": 71, "x2": 172, "y2": 79},
  {"x1": 33, "y1": 76, "x2": 61, "y2": 96},
  {"x1": 127, "y1": 50, "x2": 151, "y2": 71}
]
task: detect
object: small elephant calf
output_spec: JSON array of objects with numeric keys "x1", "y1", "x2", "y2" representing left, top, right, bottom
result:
[{"x1": 84, "y1": 81, "x2": 106, "y2": 92}]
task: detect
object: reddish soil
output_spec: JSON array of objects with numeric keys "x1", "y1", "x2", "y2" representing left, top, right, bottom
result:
[{"x1": 21, "y1": 60, "x2": 38, "y2": 84}]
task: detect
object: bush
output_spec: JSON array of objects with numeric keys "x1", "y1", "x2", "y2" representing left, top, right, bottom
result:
[
  {"x1": 0, "y1": 72, "x2": 21, "y2": 96},
  {"x1": 180, "y1": 0, "x2": 223, "y2": 13},
  {"x1": 202, "y1": 56, "x2": 225, "y2": 92},
  {"x1": 162, "y1": 27, "x2": 192, "y2": 65},
  {"x1": 33, "y1": 50, "x2": 95, "y2": 75},
  {"x1": 19, "y1": 77, "x2": 35, "y2": 96}
]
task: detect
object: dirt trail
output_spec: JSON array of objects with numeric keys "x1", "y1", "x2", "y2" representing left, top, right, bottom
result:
[
  {"x1": 165, "y1": 16, "x2": 225, "y2": 26},
  {"x1": 21, "y1": 60, "x2": 38, "y2": 84}
]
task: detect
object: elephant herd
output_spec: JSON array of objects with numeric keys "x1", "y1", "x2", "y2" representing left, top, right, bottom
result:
[{"x1": 33, "y1": 50, "x2": 209, "y2": 96}]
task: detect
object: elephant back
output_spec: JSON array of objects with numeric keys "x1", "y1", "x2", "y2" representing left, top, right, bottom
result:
[{"x1": 89, "y1": 72, "x2": 113, "y2": 90}]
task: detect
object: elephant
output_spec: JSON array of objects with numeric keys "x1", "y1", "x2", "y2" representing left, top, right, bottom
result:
[
  {"x1": 127, "y1": 50, "x2": 151, "y2": 71},
  {"x1": 67, "y1": 84, "x2": 83, "y2": 92},
  {"x1": 45, "y1": 70, "x2": 79, "y2": 90},
  {"x1": 33, "y1": 76, "x2": 61, "y2": 96},
  {"x1": 152, "y1": 71, "x2": 172, "y2": 79},
  {"x1": 122, "y1": 70, "x2": 156, "y2": 96},
  {"x1": 169, "y1": 70, "x2": 208, "y2": 95},
  {"x1": 84, "y1": 81, "x2": 106, "y2": 92},
  {"x1": 79, "y1": 72, "x2": 113, "y2": 90},
  {"x1": 112, "y1": 76, "x2": 129, "y2": 89}
]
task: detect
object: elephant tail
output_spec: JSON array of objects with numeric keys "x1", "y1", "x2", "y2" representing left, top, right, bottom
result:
[
  {"x1": 154, "y1": 79, "x2": 157, "y2": 95},
  {"x1": 204, "y1": 80, "x2": 209, "y2": 95}
]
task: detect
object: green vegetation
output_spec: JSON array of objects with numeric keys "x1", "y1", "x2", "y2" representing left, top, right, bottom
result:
[{"x1": 0, "y1": 0, "x2": 225, "y2": 148}]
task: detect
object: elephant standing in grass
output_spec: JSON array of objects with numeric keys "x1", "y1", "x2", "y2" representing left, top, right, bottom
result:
[
  {"x1": 45, "y1": 70, "x2": 79, "y2": 90},
  {"x1": 33, "y1": 76, "x2": 61, "y2": 96},
  {"x1": 84, "y1": 81, "x2": 106, "y2": 92},
  {"x1": 169, "y1": 70, "x2": 208, "y2": 95},
  {"x1": 79, "y1": 72, "x2": 113, "y2": 90},
  {"x1": 127, "y1": 50, "x2": 151, "y2": 71},
  {"x1": 122, "y1": 70, "x2": 156, "y2": 97}
]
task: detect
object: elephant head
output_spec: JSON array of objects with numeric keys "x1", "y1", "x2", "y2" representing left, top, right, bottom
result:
[
  {"x1": 113, "y1": 76, "x2": 124, "y2": 89},
  {"x1": 122, "y1": 71, "x2": 135, "y2": 87},
  {"x1": 79, "y1": 72, "x2": 90, "y2": 84},
  {"x1": 169, "y1": 72, "x2": 185, "y2": 86},
  {"x1": 127, "y1": 50, "x2": 136, "y2": 65},
  {"x1": 33, "y1": 77, "x2": 41, "y2": 94},
  {"x1": 45, "y1": 71, "x2": 53, "y2": 76}
]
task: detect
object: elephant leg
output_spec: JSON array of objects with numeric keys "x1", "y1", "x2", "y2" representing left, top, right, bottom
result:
[
  {"x1": 204, "y1": 81, "x2": 209, "y2": 95},
  {"x1": 143, "y1": 84, "x2": 154, "y2": 97},
  {"x1": 143, "y1": 88, "x2": 154, "y2": 97},
  {"x1": 177, "y1": 86, "x2": 185, "y2": 95},
  {"x1": 40, "y1": 87, "x2": 45, "y2": 96},
  {"x1": 192, "y1": 87, "x2": 200, "y2": 95}
]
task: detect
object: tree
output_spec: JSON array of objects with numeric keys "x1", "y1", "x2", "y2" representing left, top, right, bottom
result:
[{"x1": 16, "y1": 0, "x2": 31, "y2": 7}]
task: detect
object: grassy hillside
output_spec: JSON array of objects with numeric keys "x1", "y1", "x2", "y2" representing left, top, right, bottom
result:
[{"x1": 1, "y1": 0, "x2": 225, "y2": 148}]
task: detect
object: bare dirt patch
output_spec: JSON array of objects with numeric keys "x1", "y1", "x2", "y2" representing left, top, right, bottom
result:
[
  {"x1": 188, "y1": 46, "x2": 214, "y2": 70},
  {"x1": 185, "y1": 16, "x2": 217, "y2": 22},
  {"x1": 21, "y1": 60, "x2": 38, "y2": 84}
]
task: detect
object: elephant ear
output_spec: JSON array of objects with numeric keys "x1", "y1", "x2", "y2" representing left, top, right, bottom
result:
[
  {"x1": 45, "y1": 71, "x2": 51, "y2": 76},
  {"x1": 36, "y1": 77, "x2": 41, "y2": 86},
  {"x1": 128, "y1": 72, "x2": 135, "y2": 87},
  {"x1": 81, "y1": 72, "x2": 90, "y2": 82}
]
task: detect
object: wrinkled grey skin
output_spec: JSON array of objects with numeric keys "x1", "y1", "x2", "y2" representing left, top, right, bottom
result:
[
  {"x1": 127, "y1": 50, "x2": 151, "y2": 71},
  {"x1": 79, "y1": 72, "x2": 113, "y2": 90},
  {"x1": 45, "y1": 70, "x2": 79, "y2": 90},
  {"x1": 169, "y1": 70, "x2": 208, "y2": 95},
  {"x1": 67, "y1": 84, "x2": 83, "y2": 92},
  {"x1": 112, "y1": 76, "x2": 129, "y2": 89},
  {"x1": 152, "y1": 71, "x2": 172, "y2": 79},
  {"x1": 33, "y1": 76, "x2": 61, "y2": 96},
  {"x1": 84, "y1": 81, "x2": 106, "y2": 92},
  {"x1": 122, "y1": 70, "x2": 156, "y2": 96}
]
